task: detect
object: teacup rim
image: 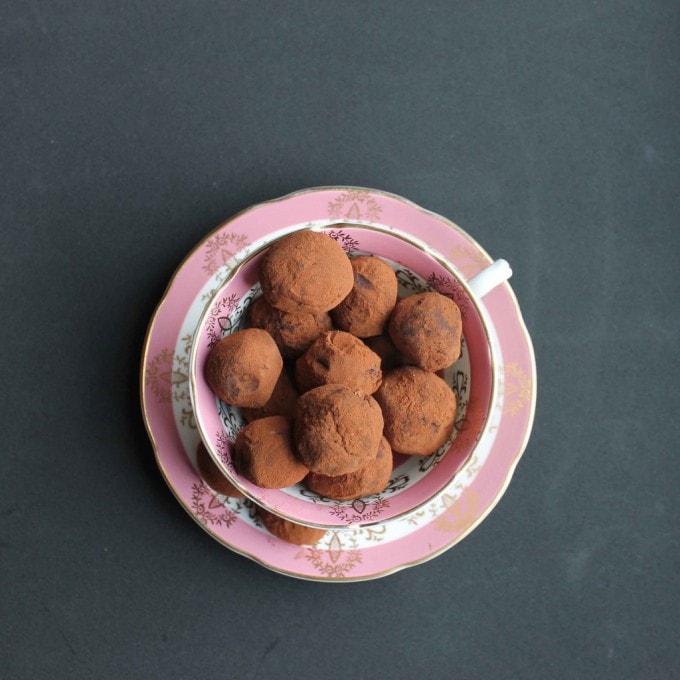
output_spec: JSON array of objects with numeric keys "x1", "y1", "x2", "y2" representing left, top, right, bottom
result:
[{"x1": 189, "y1": 221, "x2": 500, "y2": 528}]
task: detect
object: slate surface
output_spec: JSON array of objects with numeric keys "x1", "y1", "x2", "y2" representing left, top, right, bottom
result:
[{"x1": 2, "y1": 2, "x2": 678, "y2": 678}]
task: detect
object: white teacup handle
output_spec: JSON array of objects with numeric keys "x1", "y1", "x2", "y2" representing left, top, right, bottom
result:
[{"x1": 467, "y1": 259, "x2": 512, "y2": 298}]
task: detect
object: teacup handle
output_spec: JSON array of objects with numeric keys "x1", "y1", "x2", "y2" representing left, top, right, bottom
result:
[{"x1": 467, "y1": 259, "x2": 512, "y2": 299}]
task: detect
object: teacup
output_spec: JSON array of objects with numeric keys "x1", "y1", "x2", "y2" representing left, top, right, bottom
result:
[{"x1": 189, "y1": 223, "x2": 510, "y2": 528}]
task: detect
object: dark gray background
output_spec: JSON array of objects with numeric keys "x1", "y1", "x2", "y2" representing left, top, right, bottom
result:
[{"x1": 2, "y1": 1, "x2": 678, "y2": 678}]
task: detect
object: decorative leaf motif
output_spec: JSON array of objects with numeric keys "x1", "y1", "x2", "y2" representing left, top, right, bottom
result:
[
  {"x1": 215, "y1": 429, "x2": 236, "y2": 470},
  {"x1": 425, "y1": 272, "x2": 471, "y2": 320},
  {"x1": 327, "y1": 229, "x2": 360, "y2": 254},
  {"x1": 384, "y1": 474, "x2": 410, "y2": 494},
  {"x1": 504, "y1": 362, "x2": 531, "y2": 416},
  {"x1": 327, "y1": 190, "x2": 382, "y2": 222},
  {"x1": 351, "y1": 499, "x2": 366, "y2": 514},
  {"x1": 305, "y1": 532, "x2": 363, "y2": 578},
  {"x1": 395, "y1": 268, "x2": 429, "y2": 295},
  {"x1": 327, "y1": 532, "x2": 343, "y2": 563},
  {"x1": 206, "y1": 293, "x2": 241, "y2": 347},
  {"x1": 145, "y1": 347, "x2": 174, "y2": 403},
  {"x1": 329, "y1": 496, "x2": 389, "y2": 523},
  {"x1": 190, "y1": 482, "x2": 237, "y2": 527},
  {"x1": 202, "y1": 232, "x2": 249, "y2": 276}
]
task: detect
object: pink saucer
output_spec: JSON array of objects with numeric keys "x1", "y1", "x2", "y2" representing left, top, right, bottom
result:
[{"x1": 141, "y1": 187, "x2": 536, "y2": 581}]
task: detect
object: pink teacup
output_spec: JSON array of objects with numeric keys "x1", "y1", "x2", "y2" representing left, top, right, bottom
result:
[{"x1": 189, "y1": 223, "x2": 510, "y2": 528}]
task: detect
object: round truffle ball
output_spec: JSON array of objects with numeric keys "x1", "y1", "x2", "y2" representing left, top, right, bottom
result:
[
  {"x1": 259, "y1": 509, "x2": 327, "y2": 545},
  {"x1": 295, "y1": 331, "x2": 382, "y2": 394},
  {"x1": 234, "y1": 416, "x2": 308, "y2": 488},
  {"x1": 205, "y1": 328, "x2": 283, "y2": 407},
  {"x1": 388, "y1": 292, "x2": 462, "y2": 371},
  {"x1": 306, "y1": 436, "x2": 393, "y2": 501},
  {"x1": 259, "y1": 230, "x2": 354, "y2": 314},
  {"x1": 332, "y1": 256, "x2": 398, "y2": 337},
  {"x1": 196, "y1": 442, "x2": 245, "y2": 498},
  {"x1": 249, "y1": 296, "x2": 333, "y2": 359},
  {"x1": 241, "y1": 367, "x2": 300, "y2": 423},
  {"x1": 295, "y1": 384, "x2": 384, "y2": 477},
  {"x1": 374, "y1": 366, "x2": 457, "y2": 456}
]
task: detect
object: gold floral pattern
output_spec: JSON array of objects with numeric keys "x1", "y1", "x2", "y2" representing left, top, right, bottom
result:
[
  {"x1": 504, "y1": 362, "x2": 532, "y2": 416},
  {"x1": 206, "y1": 292, "x2": 241, "y2": 346},
  {"x1": 146, "y1": 347, "x2": 186, "y2": 403},
  {"x1": 305, "y1": 531, "x2": 363, "y2": 578},
  {"x1": 202, "y1": 232, "x2": 249, "y2": 276},
  {"x1": 190, "y1": 482, "x2": 237, "y2": 527},
  {"x1": 329, "y1": 497, "x2": 390, "y2": 523},
  {"x1": 433, "y1": 490, "x2": 482, "y2": 535},
  {"x1": 357, "y1": 524, "x2": 388, "y2": 544},
  {"x1": 328, "y1": 190, "x2": 382, "y2": 222}
]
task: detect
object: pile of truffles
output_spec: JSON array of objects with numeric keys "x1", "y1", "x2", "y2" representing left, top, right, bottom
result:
[{"x1": 203, "y1": 229, "x2": 462, "y2": 544}]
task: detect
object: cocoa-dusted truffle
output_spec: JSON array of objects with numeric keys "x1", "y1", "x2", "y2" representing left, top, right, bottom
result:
[
  {"x1": 259, "y1": 230, "x2": 354, "y2": 314},
  {"x1": 259, "y1": 509, "x2": 326, "y2": 545},
  {"x1": 365, "y1": 334, "x2": 408, "y2": 373},
  {"x1": 234, "y1": 416, "x2": 308, "y2": 488},
  {"x1": 295, "y1": 331, "x2": 382, "y2": 394},
  {"x1": 388, "y1": 292, "x2": 462, "y2": 372},
  {"x1": 295, "y1": 384, "x2": 384, "y2": 476},
  {"x1": 374, "y1": 366, "x2": 457, "y2": 456},
  {"x1": 306, "y1": 436, "x2": 393, "y2": 500},
  {"x1": 241, "y1": 367, "x2": 300, "y2": 422},
  {"x1": 205, "y1": 328, "x2": 283, "y2": 407},
  {"x1": 332, "y1": 256, "x2": 398, "y2": 337},
  {"x1": 249, "y1": 296, "x2": 333, "y2": 359},
  {"x1": 196, "y1": 442, "x2": 245, "y2": 498}
]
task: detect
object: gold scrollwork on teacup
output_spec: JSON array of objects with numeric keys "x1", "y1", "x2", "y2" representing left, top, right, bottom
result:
[
  {"x1": 329, "y1": 496, "x2": 390, "y2": 524},
  {"x1": 327, "y1": 229, "x2": 360, "y2": 254}
]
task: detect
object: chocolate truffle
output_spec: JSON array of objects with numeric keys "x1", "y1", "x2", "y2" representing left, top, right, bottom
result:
[
  {"x1": 295, "y1": 331, "x2": 382, "y2": 394},
  {"x1": 259, "y1": 509, "x2": 327, "y2": 545},
  {"x1": 306, "y1": 436, "x2": 393, "y2": 500},
  {"x1": 388, "y1": 292, "x2": 463, "y2": 372},
  {"x1": 205, "y1": 328, "x2": 283, "y2": 407},
  {"x1": 365, "y1": 334, "x2": 408, "y2": 373},
  {"x1": 374, "y1": 366, "x2": 457, "y2": 456},
  {"x1": 259, "y1": 230, "x2": 354, "y2": 314},
  {"x1": 241, "y1": 367, "x2": 300, "y2": 422},
  {"x1": 295, "y1": 384, "x2": 384, "y2": 476},
  {"x1": 234, "y1": 416, "x2": 308, "y2": 488},
  {"x1": 249, "y1": 296, "x2": 333, "y2": 359},
  {"x1": 332, "y1": 256, "x2": 398, "y2": 337},
  {"x1": 196, "y1": 442, "x2": 245, "y2": 498}
]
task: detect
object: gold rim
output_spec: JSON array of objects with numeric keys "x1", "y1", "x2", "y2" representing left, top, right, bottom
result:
[{"x1": 140, "y1": 185, "x2": 537, "y2": 582}]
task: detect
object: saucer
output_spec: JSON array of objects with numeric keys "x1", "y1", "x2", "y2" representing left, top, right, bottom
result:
[{"x1": 141, "y1": 187, "x2": 536, "y2": 581}]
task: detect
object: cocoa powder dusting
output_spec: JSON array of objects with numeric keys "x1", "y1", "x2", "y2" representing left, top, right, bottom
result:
[
  {"x1": 259, "y1": 230, "x2": 354, "y2": 314},
  {"x1": 388, "y1": 292, "x2": 462, "y2": 372},
  {"x1": 374, "y1": 366, "x2": 457, "y2": 456},
  {"x1": 234, "y1": 416, "x2": 308, "y2": 488},
  {"x1": 205, "y1": 328, "x2": 283, "y2": 407},
  {"x1": 294, "y1": 384, "x2": 384, "y2": 476},
  {"x1": 295, "y1": 330, "x2": 382, "y2": 394}
]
